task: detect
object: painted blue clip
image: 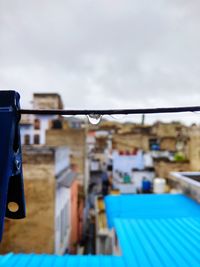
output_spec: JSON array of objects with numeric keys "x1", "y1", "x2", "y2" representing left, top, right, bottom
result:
[{"x1": 0, "y1": 90, "x2": 25, "y2": 241}]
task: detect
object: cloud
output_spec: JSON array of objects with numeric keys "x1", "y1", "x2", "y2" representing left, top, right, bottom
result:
[{"x1": 0, "y1": 0, "x2": 200, "y2": 123}]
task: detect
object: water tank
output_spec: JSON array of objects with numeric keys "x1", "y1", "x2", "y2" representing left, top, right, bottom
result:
[{"x1": 153, "y1": 178, "x2": 166, "y2": 194}]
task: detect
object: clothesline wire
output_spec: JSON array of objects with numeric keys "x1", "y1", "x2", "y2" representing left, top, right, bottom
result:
[{"x1": 20, "y1": 106, "x2": 200, "y2": 116}]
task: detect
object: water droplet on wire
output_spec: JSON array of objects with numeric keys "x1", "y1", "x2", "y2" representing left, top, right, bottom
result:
[{"x1": 87, "y1": 114, "x2": 102, "y2": 125}]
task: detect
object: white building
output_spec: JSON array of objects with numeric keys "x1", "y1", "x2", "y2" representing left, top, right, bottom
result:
[{"x1": 20, "y1": 93, "x2": 63, "y2": 145}]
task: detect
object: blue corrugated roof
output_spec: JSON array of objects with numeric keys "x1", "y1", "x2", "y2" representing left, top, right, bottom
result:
[
  {"x1": 115, "y1": 217, "x2": 200, "y2": 267},
  {"x1": 1, "y1": 194, "x2": 200, "y2": 266},
  {"x1": 0, "y1": 254, "x2": 126, "y2": 267},
  {"x1": 105, "y1": 194, "x2": 200, "y2": 228}
]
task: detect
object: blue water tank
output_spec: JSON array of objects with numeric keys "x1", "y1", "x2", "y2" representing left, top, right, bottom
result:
[{"x1": 142, "y1": 179, "x2": 151, "y2": 192}]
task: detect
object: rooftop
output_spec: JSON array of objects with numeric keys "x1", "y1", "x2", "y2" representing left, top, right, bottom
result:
[
  {"x1": 171, "y1": 171, "x2": 200, "y2": 189},
  {"x1": 105, "y1": 194, "x2": 200, "y2": 228},
  {"x1": 1, "y1": 194, "x2": 200, "y2": 267},
  {"x1": 33, "y1": 93, "x2": 62, "y2": 97},
  {"x1": 33, "y1": 93, "x2": 63, "y2": 110},
  {"x1": 0, "y1": 254, "x2": 125, "y2": 267},
  {"x1": 115, "y1": 217, "x2": 200, "y2": 267}
]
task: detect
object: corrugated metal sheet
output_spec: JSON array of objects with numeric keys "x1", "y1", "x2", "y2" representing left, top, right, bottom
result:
[
  {"x1": 1, "y1": 194, "x2": 200, "y2": 266},
  {"x1": 0, "y1": 254, "x2": 126, "y2": 267},
  {"x1": 105, "y1": 194, "x2": 200, "y2": 227},
  {"x1": 115, "y1": 217, "x2": 200, "y2": 267}
]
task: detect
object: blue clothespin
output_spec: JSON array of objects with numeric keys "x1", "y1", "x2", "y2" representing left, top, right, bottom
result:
[{"x1": 0, "y1": 90, "x2": 25, "y2": 241}]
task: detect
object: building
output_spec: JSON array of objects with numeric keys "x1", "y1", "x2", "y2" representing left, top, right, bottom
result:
[
  {"x1": 188, "y1": 125, "x2": 200, "y2": 171},
  {"x1": 57, "y1": 172, "x2": 80, "y2": 253},
  {"x1": 20, "y1": 93, "x2": 63, "y2": 145},
  {"x1": 169, "y1": 171, "x2": 200, "y2": 202},
  {"x1": 46, "y1": 127, "x2": 86, "y2": 179},
  {"x1": 1, "y1": 194, "x2": 200, "y2": 267},
  {"x1": 0, "y1": 146, "x2": 79, "y2": 255},
  {"x1": 33, "y1": 93, "x2": 63, "y2": 110},
  {"x1": 20, "y1": 93, "x2": 86, "y2": 180},
  {"x1": 154, "y1": 158, "x2": 190, "y2": 179},
  {"x1": 112, "y1": 131, "x2": 151, "y2": 152}
]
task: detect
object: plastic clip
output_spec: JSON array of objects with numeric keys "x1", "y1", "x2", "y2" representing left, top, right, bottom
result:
[{"x1": 0, "y1": 90, "x2": 25, "y2": 241}]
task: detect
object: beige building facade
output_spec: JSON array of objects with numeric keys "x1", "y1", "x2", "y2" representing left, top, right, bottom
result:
[{"x1": 0, "y1": 146, "x2": 73, "y2": 254}]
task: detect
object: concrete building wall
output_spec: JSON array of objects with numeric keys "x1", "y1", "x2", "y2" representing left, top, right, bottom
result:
[
  {"x1": 46, "y1": 129, "x2": 86, "y2": 176},
  {"x1": 152, "y1": 123, "x2": 179, "y2": 138},
  {"x1": 0, "y1": 155, "x2": 55, "y2": 254},
  {"x1": 35, "y1": 115, "x2": 53, "y2": 145},
  {"x1": 33, "y1": 94, "x2": 63, "y2": 110},
  {"x1": 20, "y1": 124, "x2": 34, "y2": 145},
  {"x1": 0, "y1": 146, "x2": 71, "y2": 254},
  {"x1": 55, "y1": 187, "x2": 71, "y2": 255},
  {"x1": 189, "y1": 126, "x2": 200, "y2": 171},
  {"x1": 20, "y1": 93, "x2": 63, "y2": 145},
  {"x1": 160, "y1": 138, "x2": 176, "y2": 151},
  {"x1": 113, "y1": 134, "x2": 149, "y2": 152},
  {"x1": 20, "y1": 115, "x2": 57, "y2": 145},
  {"x1": 69, "y1": 180, "x2": 79, "y2": 253},
  {"x1": 78, "y1": 193, "x2": 84, "y2": 242},
  {"x1": 154, "y1": 160, "x2": 190, "y2": 179}
]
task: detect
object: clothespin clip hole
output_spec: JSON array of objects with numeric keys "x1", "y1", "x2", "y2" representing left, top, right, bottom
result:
[{"x1": 7, "y1": 202, "x2": 19, "y2": 213}]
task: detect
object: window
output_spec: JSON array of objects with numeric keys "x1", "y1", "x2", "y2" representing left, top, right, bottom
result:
[
  {"x1": 51, "y1": 119, "x2": 62, "y2": 129},
  {"x1": 24, "y1": 134, "x2": 30, "y2": 145},
  {"x1": 149, "y1": 138, "x2": 160, "y2": 151},
  {"x1": 34, "y1": 134, "x2": 40, "y2": 144},
  {"x1": 34, "y1": 119, "x2": 40, "y2": 130}
]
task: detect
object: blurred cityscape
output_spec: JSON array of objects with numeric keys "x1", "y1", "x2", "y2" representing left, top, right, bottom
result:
[{"x1": 1, "y1": 92, "x2": 200, "y2": 255}]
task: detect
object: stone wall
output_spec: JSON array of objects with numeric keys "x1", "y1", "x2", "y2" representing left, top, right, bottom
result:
[
  {"x1": 154, "y1": 159, "x2": 190, "y2": 179},
  {"x1": 189, "y1": 126, "x2": 200, "y2": 171},
  {"x1": 160, "y1": 137, "x2": 176, "y2": 151},
  {"x1": 152, "y1": 122, "x2": 180, "y2": 138},
  {"x1": 0, "y1": 149, "x2": 56, "y2": 254},
  {"x1": 113, "y1": 133, "x2": 149, "y2": 152}
]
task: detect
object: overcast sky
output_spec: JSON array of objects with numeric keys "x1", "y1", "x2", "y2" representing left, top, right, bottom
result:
[{"x1": 1, "y1": 0, "x2": 200, "y2": 123}]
